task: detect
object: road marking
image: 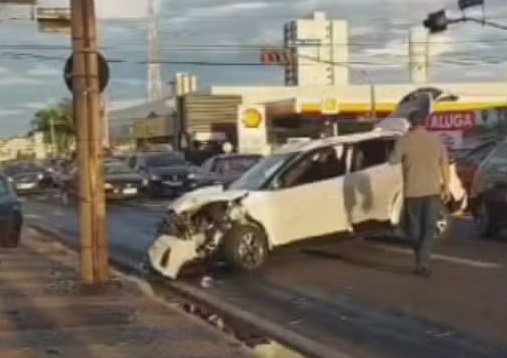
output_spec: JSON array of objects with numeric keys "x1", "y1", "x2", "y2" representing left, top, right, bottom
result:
[{"x1": 376, "y1": 245, "x2": 503, "y2": 269}]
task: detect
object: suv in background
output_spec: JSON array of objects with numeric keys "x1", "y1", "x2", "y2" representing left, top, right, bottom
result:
[{"x1": 470, "y1": 140, "x2": 507, "y2": 238}]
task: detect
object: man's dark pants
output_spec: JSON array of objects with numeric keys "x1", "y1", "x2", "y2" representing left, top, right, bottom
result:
[{"x1": 403, "y1": 195, "x2": 441, "y2": 270}]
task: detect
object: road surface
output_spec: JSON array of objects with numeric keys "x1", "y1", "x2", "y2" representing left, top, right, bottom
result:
[{"x1": 23, "y1": 193, "x2": 507, "y2": 358}]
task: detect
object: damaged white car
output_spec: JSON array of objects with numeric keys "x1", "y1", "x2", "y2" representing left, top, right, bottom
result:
[{"x1": 149, "y1": 119, "x2": 467, "y2": 279}]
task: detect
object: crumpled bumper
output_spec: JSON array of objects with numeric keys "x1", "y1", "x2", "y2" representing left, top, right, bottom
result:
[{"x1": 148, "y1": 235, "x2": 199, "y2": 279}]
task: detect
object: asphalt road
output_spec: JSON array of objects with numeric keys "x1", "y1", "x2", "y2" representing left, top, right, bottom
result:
[{"x1": 23, "y1": 192, "x2": 507, "y2": 358}]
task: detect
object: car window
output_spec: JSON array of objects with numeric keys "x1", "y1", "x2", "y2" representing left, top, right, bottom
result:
[
  {"x1": 280, "y1": 146, "x2": 346, "y2": 188},
  {"x1": 201, "y1": 158, "x2": 215, "y2": 172},
  {"x1": 105, "y1": 162, "x2": 133, "y2": 175},
  {"x1": 466, "y1": 143, "x2": 496, "y2": 163},
  {"x1": 128, "y1": 156, "x2": 136, "y2": 169},
  {"x1": 145, "y1": 154, "x2": 187, "y2": 167},
  {"x1": 214, "y1": 156, "x2": 260, "y2": 174},
  {"x1": 350, "y1": 138, "x2": 396, "y2": 172},
  {"x1": 230, "y1": 152, "x2": 296, "y2": 191}
]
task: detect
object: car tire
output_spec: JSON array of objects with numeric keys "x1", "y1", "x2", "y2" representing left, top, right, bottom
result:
[
  {"x1": 2, "y1": 215, "x2": 21, "y2": 248},
  {"x1": 223, "y1": 223, "x2": 269, "y2": 272},
  {"x1": 475, "y1": 200, "x2": 499, "y2": 238}
]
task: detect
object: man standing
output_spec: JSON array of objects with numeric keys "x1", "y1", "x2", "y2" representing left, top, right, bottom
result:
[{"x1": 390, "y1": 110, "x2": 450, "y2": 277}]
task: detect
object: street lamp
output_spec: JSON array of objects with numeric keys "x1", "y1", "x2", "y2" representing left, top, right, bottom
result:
[{"x1": 423, "y1": 0, "x2": 507, "y2": 33}]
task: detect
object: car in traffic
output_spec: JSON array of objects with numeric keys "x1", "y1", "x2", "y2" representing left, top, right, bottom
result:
[
  {"x1": 198, "y1": 153, "x2": 263, "y2": 188},
  {"x1": 3, "y1": 162, "x2": 47, "y2": 194},
  {"x1": 453, "y1": 140, "x2": 498, "y2": 196},
  {"x1": 61, "y1": 160, "x2": 146, "y2": 202},
  {"x1": 148, "y1": 118, "x2": 467, "y2": 279},
  {"x1": 0, "y1": 173, "x2": 23, "y2": 248},
  {"x1": 470, "y1": 140, "x2": 507, "y2": 237},
  {"x1": 128, "y1": 151, "x2": 203, "y2": 197}
]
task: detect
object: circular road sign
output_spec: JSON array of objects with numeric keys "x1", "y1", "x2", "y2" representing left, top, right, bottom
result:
[{"x1": 64, "y1": 52, "x2": 110, "y2": 93}]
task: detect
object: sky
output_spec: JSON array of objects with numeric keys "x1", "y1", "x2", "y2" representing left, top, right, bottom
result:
[{"x1": 0, "y1": 0, "x2": 507, "y2": 137}]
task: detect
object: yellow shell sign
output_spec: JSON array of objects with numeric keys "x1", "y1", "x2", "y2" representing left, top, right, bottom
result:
[
  {"x1": 322, "y1": 98, "x2": 339, "y2": 113},
  {"x1": 242, "y1": 108, "x2": 263, "y2": 128}
]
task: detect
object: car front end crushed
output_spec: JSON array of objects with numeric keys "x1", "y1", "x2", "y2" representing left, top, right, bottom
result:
[{"x1": 148, "y1": 186, "x2": 252, "y2": 279}]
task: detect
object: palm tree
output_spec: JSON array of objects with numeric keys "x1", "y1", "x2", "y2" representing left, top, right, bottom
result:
[{"x1": 31, "y1": 99, "x2": 74, "y2": 155}]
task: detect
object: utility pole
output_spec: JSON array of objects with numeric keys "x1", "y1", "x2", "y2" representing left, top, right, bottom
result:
[
  {"x1": 49, "y1": 115, "x2": 56, "y2": 155},
  {"x1": 70, "y1": 0, "x2": 109, "y2": 286},
  {"x1": 147, "y1": 0, "x2": 163, "y2": 102}
]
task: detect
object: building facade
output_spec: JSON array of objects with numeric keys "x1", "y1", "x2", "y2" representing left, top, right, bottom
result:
[{"x1": 284, "y1": 11, "x2": 349, "y2": 86}]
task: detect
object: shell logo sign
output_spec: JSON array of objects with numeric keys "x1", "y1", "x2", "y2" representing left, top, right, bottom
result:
[
  {"x1": 242, "y1": 108, "x2": 263, "y2": 128},
  {"x1": 321, "y1": 98, "x2": 339, "y2": 114}
]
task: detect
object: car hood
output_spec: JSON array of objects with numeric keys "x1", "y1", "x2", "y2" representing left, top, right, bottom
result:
[{"x1": 168, "y1": 185, "x2": 250, "y2": 214}]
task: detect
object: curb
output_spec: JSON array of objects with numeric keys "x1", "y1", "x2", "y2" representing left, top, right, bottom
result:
[{"x1": 29, "y1": 223, "x2": 350, "y2": 358}]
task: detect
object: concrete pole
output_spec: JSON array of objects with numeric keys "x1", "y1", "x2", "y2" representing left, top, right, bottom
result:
[
  {"x1": 70, "y1": 0, "x2": 94, "y2": 284},
  {"x1": 82, "y1": 0, "x2": 109, "y2": 284},
  {"x1": 70, "y1": 0, "x2": 109, "y2": 285}
]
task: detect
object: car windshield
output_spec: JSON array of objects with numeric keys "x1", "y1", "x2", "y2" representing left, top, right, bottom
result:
[
  {"x1": 105, "y1": 162, "x2": 133, "y2": 175},
  {"x1": 214, "y1": 156, "x2": 261, "y2": 174},
  {"x1": 4, "y1": 163, "x2": 41, "y2": 174},
  {"x1": 487, "y1": 142, "x2": 507, "y2": 165},
  {"x1": 229, "y1": 152, "x2": 296, "y2": 190},
  {"x1": 145, "y1": 154, "x2": 187, "y2": 167}
]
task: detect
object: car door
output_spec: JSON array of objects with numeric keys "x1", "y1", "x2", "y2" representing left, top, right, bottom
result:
[
  {"x1": 252, "y1": 146, "x2": 349, "y2": 246},
  {"x1": 344, "y1": 137, "x2": 402, "y2": 225},
  {"x1": 0, "y1": 177, "x2": 16, "y2": 238}
]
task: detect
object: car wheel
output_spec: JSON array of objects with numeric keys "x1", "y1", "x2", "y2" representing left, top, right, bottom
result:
[
  {"x1": 2, "y1": 216, "x2": 21, "y2": 248},
  {"x1": 475, "y1": 200, "x2": 499, "y2": 238},
  {"x1": 223, "y1": 223, "x2": 269, "y2": 272}
]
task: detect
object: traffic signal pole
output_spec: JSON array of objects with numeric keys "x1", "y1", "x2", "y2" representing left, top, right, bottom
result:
[{"x1": 70, "y1": 0, "x2": 109, "y2": 286}]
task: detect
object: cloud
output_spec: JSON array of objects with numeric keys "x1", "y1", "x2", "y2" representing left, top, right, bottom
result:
[
  {"x1": 108, "y1": 98, "x2": 146, "y2": 111},
  {"x1": 0, "y1": 109, "x2": 24, "y2": 117},
  {"x1": 19, "y1": 101, "x2": 58, "y2": 110},
  {"x1": 0, "y1": 76, "x2": 43, "y2": 86},
  {"x1": 26, "y1": 65, "x2": 61, "y2": 77}
]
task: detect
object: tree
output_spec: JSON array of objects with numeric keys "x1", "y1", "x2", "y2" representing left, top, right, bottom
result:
[{"x1": 30, "y1": 99, "x2": 74, "y2": 155}]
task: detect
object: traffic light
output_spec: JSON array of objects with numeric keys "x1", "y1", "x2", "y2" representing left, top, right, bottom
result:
[
  {"x1": 423, "y1": 10, "x2": 449, "y2": 33},
  {"x1": 458, "y1": 0, "x2": 484, "y2": 11}
]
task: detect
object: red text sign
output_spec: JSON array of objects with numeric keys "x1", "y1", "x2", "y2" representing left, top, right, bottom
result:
[{"x1": 426, "y1": 111, "x2": 476, "y2": 131}]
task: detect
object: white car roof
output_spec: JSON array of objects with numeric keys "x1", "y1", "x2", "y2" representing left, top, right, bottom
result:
[{"x1": 275, "y1": 128, "x2": 401, "y2": 155}]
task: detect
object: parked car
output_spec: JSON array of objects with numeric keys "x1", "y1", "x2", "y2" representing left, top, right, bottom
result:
[
  {"x1": 61, "y1": 160, "x2": 146, "y2": 202},
  {"x1": 470, "y1": 140, "x2": 507, "y2": 237},
  {"x1": 128, "y1": 151, "x2": 202, "y2": 197},
  {"x1": 453, "y1": 140, "x2": 498, "y2": 196},
  {"x1": 3, "y1": 162, "x2": 47, "y2": 194},
  {"x1": 148, "y1": 118, "x2": 467, "y2": 279},
  {"x1": 199, "y1": 154, "x2": 263, "y2": 188},
  {"x1": 0, "y1": 173, "x2": 22, "y2": 247}
]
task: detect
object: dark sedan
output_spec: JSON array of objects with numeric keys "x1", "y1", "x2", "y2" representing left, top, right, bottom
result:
[
  {"x1": 129, "y1": 151, "x2": 200, "y2": 197},
  {"x1": 0, "y1": 173, "x2": 22, "y2": 248},
  {"x1": 61, "y1": 161, "x2": 146, "y2": 202},
  {"x1": 103, "y1": 161, "x2": 146, "y2": 200},
  {"x1": 3, "y1": 162, "x2": 47, "y2": 194}
]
